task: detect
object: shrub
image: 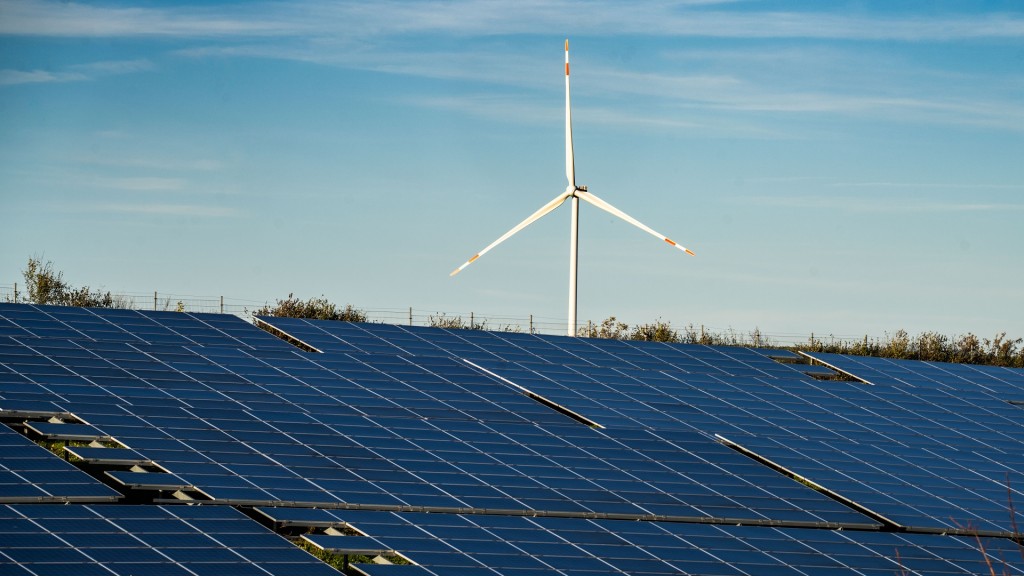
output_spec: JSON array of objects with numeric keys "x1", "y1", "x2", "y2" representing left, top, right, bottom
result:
[
  {"x1": 21, "y1": 257, "x2": 130, "y2": 308},
  {"x1": 252, "y1": 293, "x2": 367, "y2": 322}
]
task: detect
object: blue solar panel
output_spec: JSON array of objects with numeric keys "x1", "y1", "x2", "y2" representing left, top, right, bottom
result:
[
  {"x1": 728, "y1": 352, "x2": 1024, "y2": 532},
  {"x1": 460, "y1": 348, "x2": 1024, "y2": 533},
  {"x1": 254, "y1": 508, "x2": 1024, "y2": 576},
  {"x1": 0, "y1": 425, "x2": 120, "y2": 503},
  {"x1": 0, "y1": 303, "x2": 292, "y2": 349},
  {"x1": 0, "y1": 504, "x2": 339, "y2": 576},
  {"x1": 0, "y1": 322, "x2": 867, "y2": 525}
]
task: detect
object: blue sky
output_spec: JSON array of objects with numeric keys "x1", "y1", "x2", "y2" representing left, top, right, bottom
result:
[{"x1": 1, "y1": 0, "x2": 1022, "y2": 340}]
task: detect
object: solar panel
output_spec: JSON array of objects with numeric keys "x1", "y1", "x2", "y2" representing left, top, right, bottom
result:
[
  {"x1": 0, "y1": 325, "x2": 868, "y2": 525},
  {"x1": 0, "y1": 503, "x2": 339, "y2": 576},
  {"x1": 759, "y1": 352, "x2": 1024, "y2": 530},
  {"x1": 462, "y1": 348, "x2": 1024, "y2": 533},
  {"x1": 0, "y1": 303, "x2": 292, "y2": 349},
  {"x1": 258, "y1": 317, "x2": 822, "y2": 378},
  {"x1": 0, "y1": 425, "x2": 120, "y2": 503},
  {"x1": 255, "y1": 507, "x2": 1024, "y2": 576}
]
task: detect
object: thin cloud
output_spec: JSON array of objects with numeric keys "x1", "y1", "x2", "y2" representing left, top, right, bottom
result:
[
  {"x1": 402, "y1": 93, "x2": 784, "y2": 139},
  {"x1": 0, "y1": 59, "x2": 153, "y2": 86},
  {"x1": 78, "y1": 153, "x2": 222, "y2": 173},
  {"x1": 34, "y1": 2, "x2": 1004, "y2": 134},
  {"x1": 175, "y1": 41, "x2": 1024, "y2": 133},
  {"x1": 0, "y1": 0, "x2": 301, "y2": 37},
  {"x1": 743, "y1": 176, "x2": 835, "y2": 184},
  {"x1": 91, "y1": 177, "x2": 188, "y2": 192},
  {"x1": 742, "y1": 195, "x2": 1024, "y2": 213},
  {"x1": 96, "y1": 203, "x2": 241, "y2": 217},
  {"x1": 585, "y1": 66, "x2": 1024, "y2": 131},
  {"x1": 410, "y1": 94, "x2": 556, "y2": 125},
  {"x1": 76, "y1": 59, "x2": 154, "y2": 75},
  {"x1": 0, "y1": 69, "x2": 87, "y2": 85},
  {"x1": 2, "y1": 0, "x2": 1021, "y2": 41},
  {"x1": 829, "y1": 182, "x2": 1024, "y2": 191}
]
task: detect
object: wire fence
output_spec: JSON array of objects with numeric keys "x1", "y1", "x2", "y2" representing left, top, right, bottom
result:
[
  {"x1": 0, "y1": 284, "x2": 258, "y2": 316},
  {"x1": 0, "y1": 282, "x2": 872, "y2": 346}
]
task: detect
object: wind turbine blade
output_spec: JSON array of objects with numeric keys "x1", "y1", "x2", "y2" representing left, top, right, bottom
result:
[
  {"x1": 577, "y1": 191, "x2": 696, "y2": 256},
  {"x1": 565, "y1": 39, "x2": 575, "y2": 189},
  {"x1": 451, "y1": 189, "x2": 574, "y2": 277}
]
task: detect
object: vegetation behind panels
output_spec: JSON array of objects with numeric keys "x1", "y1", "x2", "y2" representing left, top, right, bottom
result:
[{"x1": 9, "y1": 257, "x2": 1024, "y2": 368}]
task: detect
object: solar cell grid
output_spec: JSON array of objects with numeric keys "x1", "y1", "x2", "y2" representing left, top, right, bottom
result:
[
  {"x1": 782, "y1": 353, "x2": 1024, "y2": 529},
  {"x1": 467, "y1": 346, "x2": 1024, "y2": 532},
  {"x1": 0, "y1": 426, "x2": 121, "y2": 503},
  {"x1": 0, "y1": 503, "x2": 340, "y2": 576},
  {"x1": 257, "y1": 509, "x2": 1022, "y2": 576},
  {"x1": 5, "y1": 306, "x2": 1024, "y2": 574},
  {"x1": 0, "y1": 305, "x2": 290, "y2": 351}
]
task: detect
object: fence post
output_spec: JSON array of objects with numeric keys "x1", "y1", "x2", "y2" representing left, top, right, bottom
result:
[
  {"x1": 470, "y1": 312, "x2": 474, "y2": 328},
  {"x1": 12, "y1": 282, "x2": 16, "y2": 302},
  {"x1": 220, "y1": 295, "x2": 224, "y2": 314},
  {"x1": 153, "y1": 291, "x2": 157, "y2": 311},
  {"x1": 529, "y1": 314, "x2": 533, "y2": 334},
  {"x1": 409, "y1": 307, "x2": 413, "y2": 326}
]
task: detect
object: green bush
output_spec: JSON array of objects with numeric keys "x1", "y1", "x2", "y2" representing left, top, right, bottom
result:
[
  {"x1": 253, "y1": 293, "x2": 367, "y2": 322},
  {"x1": 21, "y1": 257, "x2": 130, "y2": 308}
]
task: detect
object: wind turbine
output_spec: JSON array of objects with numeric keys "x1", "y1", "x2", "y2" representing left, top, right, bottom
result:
[{"x1": 450, "y1": 40, "x2": 695, "y2": 337}]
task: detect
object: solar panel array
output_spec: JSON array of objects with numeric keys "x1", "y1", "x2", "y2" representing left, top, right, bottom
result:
[
  {"x1": 263, "y1": 317, "x2": 1024, "y2": 533},
  {"x1": 0, "y1": 302, "x2": 1022, "y2": 575},
  {"x1": 257, "y1": 507, "x2": 1022, "y2": 576},
  {"x1": 0, "y1": 504, "x2": 339, "y2": 576}
]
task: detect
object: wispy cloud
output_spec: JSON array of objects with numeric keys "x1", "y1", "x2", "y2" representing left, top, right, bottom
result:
[
  {"x1": 77, "y1": 59, "x2": 154, "y2": 75},
  {"x1": 90, "y1": 177, "x2": 188, "y2": 192},
  {"x1": 2, "y1": 0, "x2": 1021, "y2": 41},
  {"x1": 3, "y1": 1, "x2": 1021, "y2": 135},
  {"x1": 176, "y1": 38, "x2": 1024, "y2": 133},
  {"x1": 0, "y1": 59, "x2": 152, "y2": 86},
  {"x1": 579, "y1": 63, "x2": 1024, "y2": 131},
  {"x1": 79, "y1": 153, "x2": 222, "y2": 173},
  {"x1": 828, "y1": 182, "x2": 1024, "y2": 191},
  {"x1": 742, "y1": 194, "x2": 1024, "y2": 213},
  {"x1": 409, "y1": 94, "x2": 557, "y2": 125},
  {"x1": 96, "y1": 203, "x2": 241, "y2": 217},
  {"x1": 0, "y1": 0, "x2": 302, "y2": 37},
  {"x1": 0, "y1": 69, "x2": 87, "y2": 85},
  {"x1": 401, "y1": 60, "x2": 1024, "y2": 135}
]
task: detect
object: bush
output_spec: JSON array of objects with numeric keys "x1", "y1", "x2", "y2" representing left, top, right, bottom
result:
[
  {"x1": 630, "y1": 319, "x2": 681, "y2": 343},
  {"x1": 252, "y1": 293, "x2": 367, "y2": 322},
  {"x1": 802, "y1": 329, "x2": 1023, "y2": 368},
  {"x1": 426, "y1": 313, "x2": 524, "y2": 332},
  {"x1": 579, "y1": 317, "x2": 630, "y2": 339},
  {"x1": 21, "y1": 257, "x2": 130, "y2": 308}
]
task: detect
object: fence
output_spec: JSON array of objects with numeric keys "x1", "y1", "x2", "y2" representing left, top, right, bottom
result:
[
  {"x1": 0, "y1": 282, "x2": 871, "y2": 345},
  {"x1": 0, "y1": 284, "x2": 258, "y2": 316}
]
